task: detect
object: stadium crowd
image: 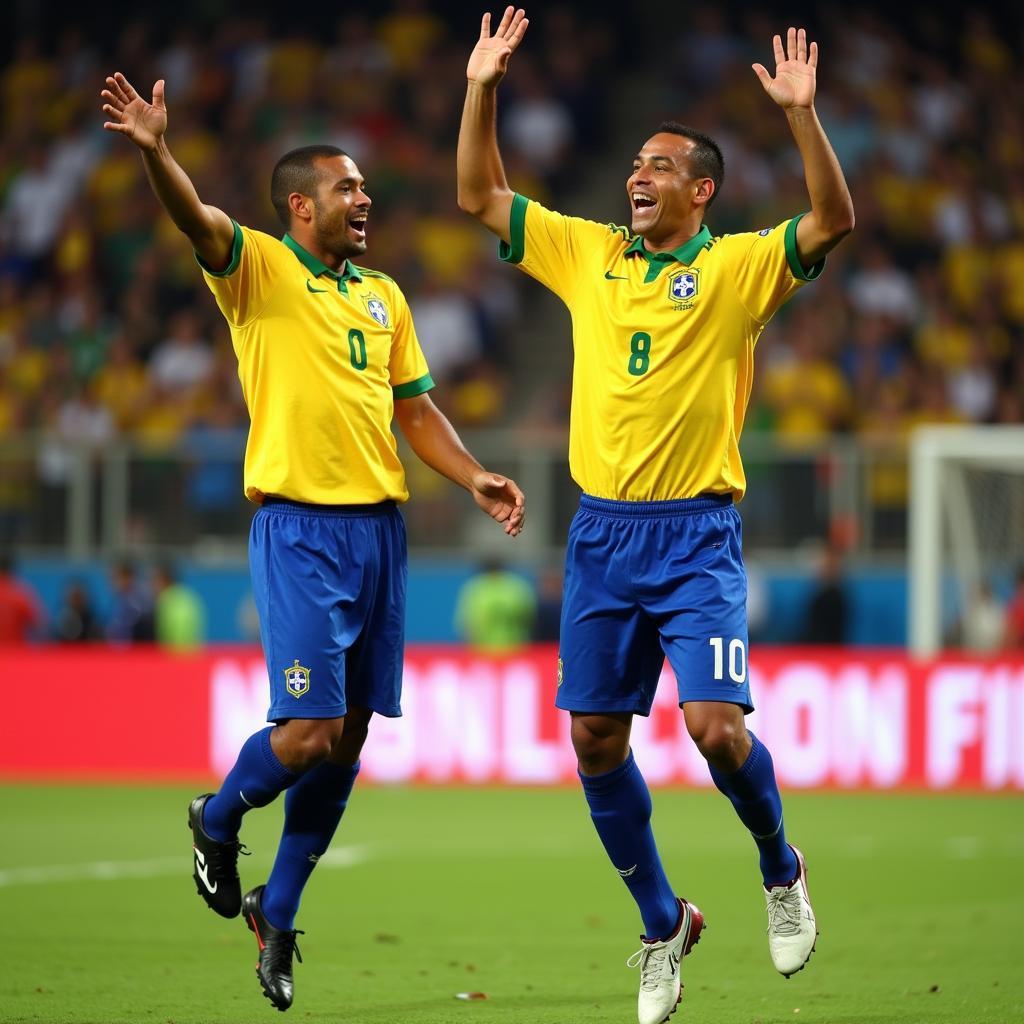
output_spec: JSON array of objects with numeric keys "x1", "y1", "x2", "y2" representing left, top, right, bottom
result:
[{"x1": 0, "y1": 6, "x2": 1021, "y2": 548}]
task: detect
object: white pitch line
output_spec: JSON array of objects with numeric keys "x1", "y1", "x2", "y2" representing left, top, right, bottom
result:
[{"x1": 0, "y1": 845, "x2": 369, "y2": 888}]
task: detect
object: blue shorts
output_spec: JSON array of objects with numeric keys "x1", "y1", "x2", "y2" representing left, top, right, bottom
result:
[
  {"x1": 249, "y1": 498, "x2": 407, "y2": 722},
  {"x1": 556, "y1": 494, "x2": 752, "y2": 716}
]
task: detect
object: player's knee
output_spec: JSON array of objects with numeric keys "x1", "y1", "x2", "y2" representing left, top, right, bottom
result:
[
  {"x1": 275, "y1": 718, "x2": 345, "y2": 772},
  {"x1": 690, "y1": 716, "x2": 748, "y2": 772},
  {"x1": 571, "y1": 718, "x2": 629, "y2": 775}
]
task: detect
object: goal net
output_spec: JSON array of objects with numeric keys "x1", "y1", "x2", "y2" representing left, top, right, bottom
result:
[{"x1": 909, "y1": 425, "x2": 1024, "y2": 656}]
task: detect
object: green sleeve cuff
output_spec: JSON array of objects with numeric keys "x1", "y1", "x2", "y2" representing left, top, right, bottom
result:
[
  {"x1": 784, "y1": 213, "x2": 825, "y2": 282},
  {"x1": 497, "y1": 193, "x2": 529, "y2": 265},
  {"x1": 195, "y1": 219, "x2": 243, "y2": 277},
  {"x1": 392, "y1": 373, "x2": 435, "y2": 399}
]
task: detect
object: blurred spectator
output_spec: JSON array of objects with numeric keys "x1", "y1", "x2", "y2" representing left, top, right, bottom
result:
[
  {"x1": 106, "y1": 558, "x2": 155, "y2": 643},
  {"x1": 410, "y1": 274, "x2": 484, "y2": 382},
  {"x1": 802, "y1": 543, "x2": 849, "y2": 645},
  {"x1": 148, "y1": 309, "x2": 214, "y2": 397},
  {"x1": 959, "y1": 582, "x2": 1005, "y2": 653},
  {"x1": 0, "y1": 552, "x2": 43, "y2": 643},
  {"x1": 153, "y1": 562, "x2": 206, "y2": 651},
  {"x1": 454, "y1": 557, "x2": 536, "y2": 655},
  {"x1": 532, "y1": 567, "x2": 563, "y2": 644},
  {"x1": 1005, "y1": 567, "x2": 1024, "y2": 650},
  {"x1": 53, "y1": 580, "x2": 102, "y2": 642}
]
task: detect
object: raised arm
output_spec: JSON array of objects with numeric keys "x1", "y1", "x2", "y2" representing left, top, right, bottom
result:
[
  {"x1": 101, "y1": 73, "x2": 235, "y2": 271},
  {"x1": 456, "y1": 7, "x2": 529, "y2": 242},
  {"x1": 394, "y1": 392, "x2": 525, "y2": 537},
  {"x1": 753, "y1": 28, "x2": 855, "y2": 268}
]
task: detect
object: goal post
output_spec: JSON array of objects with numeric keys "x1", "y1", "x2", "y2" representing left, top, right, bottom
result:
[{"x1": 909, "y1": 425, "x2": 1024, "y2": 656}]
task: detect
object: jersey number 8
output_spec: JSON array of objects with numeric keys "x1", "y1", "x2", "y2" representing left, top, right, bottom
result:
[{"x1": 628, "y1": 331, "x2": 651, "y2": 376}]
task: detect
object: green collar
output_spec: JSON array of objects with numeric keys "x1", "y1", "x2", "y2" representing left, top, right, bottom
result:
[
  {"x1": 283, "y1": 234, "x2": 362, "y2": 286},
  {"x1": 624, "y1": 224, "x2": 711, "y2": 267}
]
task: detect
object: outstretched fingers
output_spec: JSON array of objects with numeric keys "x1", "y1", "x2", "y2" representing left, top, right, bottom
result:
[
  {"x1": 508, "y1": 10, "x2": 529, "y2": 49},
  {"x1": 808, "y1": 40, "x2": 818, "y2": 69},
  {"x1": 797, "y1": 27, "x2": 807, "y2": 62},
  {"x1": 494, "y1": 5, "x2": 515, "y2": 37},
  {"x1": 786, "y1": 26, "x2": 797, "y2": 62},
  {"x1": 772, "y1": 33, "x2": 785, "y2": 67}
]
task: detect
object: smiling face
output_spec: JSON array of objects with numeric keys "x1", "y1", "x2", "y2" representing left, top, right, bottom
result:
[
  {"x1": 627, "y1": 132, "x2": 714, "y2": 249},
  {"x1": 308, "y1": 154, "x2": 371, "y2": 260}
]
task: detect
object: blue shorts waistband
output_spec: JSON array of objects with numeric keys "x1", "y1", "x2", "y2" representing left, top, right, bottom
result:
[
  {"x1": 261, "y1": 497, "x2": 397, "y2": 518},
  {"x1": 579, "y1": 493, "x2": 733, "y2": 518}
]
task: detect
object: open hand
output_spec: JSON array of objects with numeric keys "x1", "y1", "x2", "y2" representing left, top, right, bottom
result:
[
  {"x1": 471, "y1": 471, "x2": 525, "y2": 537},
  {"x1": 467, "y1": 7, "x2": 529, "y2": 87},
  {"x1": 101, "y1": 73, "x2": 167, "y2": 149},
  {"x1": 752, "y1": 27, "x2": 817, "y2": 110}
]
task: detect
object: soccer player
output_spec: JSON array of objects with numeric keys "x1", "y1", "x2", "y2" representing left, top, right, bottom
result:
[
  {"x1": 457, "y1": 10, "x2": 853, "y2": 1024},
  {"x1": 101, "y1": 71, "x2": 525, "y2": 1012}
]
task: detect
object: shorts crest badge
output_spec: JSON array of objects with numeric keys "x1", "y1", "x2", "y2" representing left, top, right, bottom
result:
[
  {"x1": 557, "y1": 657, "x2": 564, "y2": 687},
  {"x1": 365, "y1": 294, "x2": 389, "y2": 327},
  {"x1": 669, "y1": 270, "x2": 699, "y2": 304},
  {"x1": 285, "y1": 660, "x2": 311, "y2": 699}
]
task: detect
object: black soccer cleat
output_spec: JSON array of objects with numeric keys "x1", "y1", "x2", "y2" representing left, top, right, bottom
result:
[
  {"x1": 187, "y1": 793, "x2": 247, "y2": 918},
  {"x1": 243, "y1": 885, "x2": 304, "y2": 1012}
]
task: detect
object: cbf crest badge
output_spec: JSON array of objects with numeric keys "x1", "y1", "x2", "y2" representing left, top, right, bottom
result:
[
  {"x1": 285, "y1": 660, "x2": 311, "y2": 699},
  {"x1": 669, "y1": 269, "x2": 700, "y2": 305},
  {"x1": 364, "y1": 293, "x2": 389, "y2": 327}
]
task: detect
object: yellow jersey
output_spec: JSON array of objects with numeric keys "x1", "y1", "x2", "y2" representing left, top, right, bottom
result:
[
  {"x1": 199, "y1": 222, "x2": 433, "y2": 504},
  {"x1": 501, "y1": 194, "x2": 823, "y2": 501}
]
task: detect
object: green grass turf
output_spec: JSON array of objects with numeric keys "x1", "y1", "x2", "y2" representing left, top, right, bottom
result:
[{"x1": 2, "y1": 784, "x2": 1022, "y2": 1023}]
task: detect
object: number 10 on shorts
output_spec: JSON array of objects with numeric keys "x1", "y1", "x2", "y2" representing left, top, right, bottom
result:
[{"x1": 709, "y1": 636, "x2": 747, "y2": 683}]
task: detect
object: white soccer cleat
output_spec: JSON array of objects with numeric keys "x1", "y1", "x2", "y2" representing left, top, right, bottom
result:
[
  {"x1": 627, "y1": 898, "x2": 705, "y2": 1024},
  {"x1": 765, "y1": 845, "x2": 817, "y2": 977}
]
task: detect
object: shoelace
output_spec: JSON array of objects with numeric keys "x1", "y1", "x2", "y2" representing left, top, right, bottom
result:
[
  {"x1": 626, "y1": 943, "x2": 671, "y2": 991},
  {"x1": 208, "y1": 840, "x2": 250, "y2": 875},
  {"x1": 266, "y1": 928, "x2": 305, "y2": 971},
  {"x1": 766, "y1": 884, "x2": 803, "y2": 936}
]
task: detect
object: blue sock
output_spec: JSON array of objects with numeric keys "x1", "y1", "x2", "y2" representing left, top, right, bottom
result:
[
  {"x1": 261, "y1": 760, "x2": 360, "y2": 930},
  {"x1": 203, "y1": 727, "x2": 299, "y2": 842},
  {"x1": 580, "y1": 751, "x2": 679, "y2": 940},
  {"x1": 709, "y1": 732, "x2": 798, "y2": 887}
]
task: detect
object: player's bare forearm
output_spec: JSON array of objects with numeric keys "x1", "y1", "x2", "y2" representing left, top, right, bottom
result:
[
  {"x1": 457, "y1": 82, "x2": 515, "y2": 242},
  {"x1": 786, "y1": 106, "x2": 854, "y2": 267},
  {"x1": 751, "y1": 30, "x2": 854, "y2": 268},
  {"x1": 101, "y1": 73, "x2": 234, "y2": 271},
  {"x1": 457, "y1": 8, "x2": 528, "y2": 241},
  {"x1": 396, "y1": 393, "x2": 481, "y2": 489},
  {"x1": 395, "y1": 392, "x2": 525, "y2": 536},
  {"x1": 141, "y1": 140, "x2": 235, "y2": 269}
]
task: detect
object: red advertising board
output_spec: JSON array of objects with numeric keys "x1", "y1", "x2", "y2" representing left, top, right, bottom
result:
[{"x1": 3, "y1": 646, "x2": 1023, "y2": 790}]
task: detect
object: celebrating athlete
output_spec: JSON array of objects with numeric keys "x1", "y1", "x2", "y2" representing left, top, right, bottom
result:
[
  {"x1": 458, "y1": 10, "x2": 853, "y2": 1024},
  {"x1": 101, "y1": 70, "x2": 524, "y2": 1012}
]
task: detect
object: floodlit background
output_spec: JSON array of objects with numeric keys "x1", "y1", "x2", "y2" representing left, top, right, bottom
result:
[{"x1": 0, "y1": 3, "x2": 1022, "y2": 1022}]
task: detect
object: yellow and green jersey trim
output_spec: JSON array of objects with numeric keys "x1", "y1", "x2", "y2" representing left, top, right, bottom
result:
[{"x1": 197, "y1": 221, "x2": 434, "y2": 398}]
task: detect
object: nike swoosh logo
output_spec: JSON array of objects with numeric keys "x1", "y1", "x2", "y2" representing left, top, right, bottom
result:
[
  {"x1": 306, "y1": 281, "x2": 328, "y2": 293},
  {"x1": 194, "y1": 847, "x2": 218, "y2": 894},
  {"x1": 669, "y1": 952, "x2": 680, "y2": 973},
  {"x1": 604, "y1": 271, "x2": 629, "y2": 280},
  {"x1": 617, "y1": 864, "x2": 637, "y2": 877}
]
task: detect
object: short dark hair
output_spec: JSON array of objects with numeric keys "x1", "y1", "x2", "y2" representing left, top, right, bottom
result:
[
  {"x1": 655, "y1": 121, "x2": 724, "y2": 208},
  {"x1": 270, "y1": 145, "x2": 348, "y2": 227}
]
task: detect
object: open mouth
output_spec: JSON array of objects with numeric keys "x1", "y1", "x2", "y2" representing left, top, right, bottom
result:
[
  {"x1": 349, "y1": 213, "x2": 368, "y2": 237},
  {"x1": 632, "y1": 192, "x2": 657, "y2": 212}
]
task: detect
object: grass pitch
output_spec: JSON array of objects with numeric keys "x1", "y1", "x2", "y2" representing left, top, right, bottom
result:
[{"x1": 1, "y1": 784, "x2": 1021, "y2": 1023}]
